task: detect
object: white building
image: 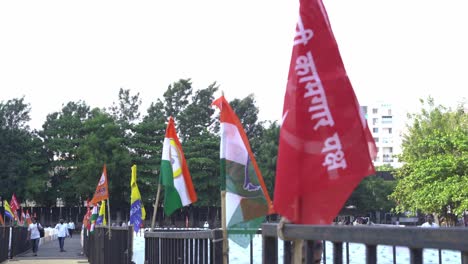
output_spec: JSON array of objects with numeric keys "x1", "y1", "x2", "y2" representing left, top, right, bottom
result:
[{"x1": 361, "y1": 102, "x2": 403, "y2": 168}]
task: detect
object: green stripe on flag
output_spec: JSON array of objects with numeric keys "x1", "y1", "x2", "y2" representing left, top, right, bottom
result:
[{"x1": 161, "y1": 159, "x2": 183, "y2": 216}]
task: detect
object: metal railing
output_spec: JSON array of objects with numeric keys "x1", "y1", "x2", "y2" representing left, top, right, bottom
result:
[
  {"x1": 262, "y1": 223, "x2": 468, "y2": 264},
  {"x1": 0, "y1": 226, "x2": 10, "y2": 262},
  {"x1": 145, "y1": 228, "x2": 224, "y2": 264},
  {"x1": 84, "y1": 226, "x2": 133, "y2": 264},
  {"x1": 10, "y1": 226, "x2": 30, "y2": 259}
]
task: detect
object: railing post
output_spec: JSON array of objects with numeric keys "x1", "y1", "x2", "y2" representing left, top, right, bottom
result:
[
  {"x1": 462, "y1": 251, "x2": 468, "y2": 264},
  {"x1": 304, "y1": 240, "x2": 322, "y2": 264},
  {"x1": 262, "y1": 235, "x2": 277, "y2": 264},
  {"x1": 366, "y1": 245, "x2": 377, "y2": 264},
  {"x1": 410, "y1": 248, "x2": 423, "y2": 264},
  {"x1": 212, "y1": 229, "x2": 223, "y2": 264},
  {"x1": 333, "y1": 242, "x2": 343, "y2": 264},
  {"x1": 283, "y1": 241, "x2": 292, "y2": 264}
]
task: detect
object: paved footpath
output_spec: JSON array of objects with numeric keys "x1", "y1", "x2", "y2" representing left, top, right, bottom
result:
[{"x1": 3, "y1": 235, "x2": 89, "y2": 264}]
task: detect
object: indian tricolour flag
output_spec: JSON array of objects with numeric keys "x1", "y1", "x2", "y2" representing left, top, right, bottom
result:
[
  {"x1": 89, "y1": 205, "x2": 99, "y2": 233},
  {"x1": 212, "y1": 95, "x2": 273, "y2": 248},
  {"x1": 160, "y1": 116, "x2": 197, "y2": 216}
]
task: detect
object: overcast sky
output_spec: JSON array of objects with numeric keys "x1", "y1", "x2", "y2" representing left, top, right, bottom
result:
[{"x1": 1, "y1": 0, "x2": 467, "y2": 130}]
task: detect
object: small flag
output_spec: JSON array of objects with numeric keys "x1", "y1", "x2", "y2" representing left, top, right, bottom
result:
[
  {"x1": 89, "y1": 206, "x2": 99, "y2": 233},
  {"x1": 4, "y1": 201, "x2": 14, "y2": 220},
  {"x1": 10, "y1": 194, "x2": 20, "y2": 220},
  {"x1": 25, "y1": 210, "x2": 32, "y2": 225},
  {"x1": 83, "y1": 205, "x2": 92, "y2": 231},
  {"x1": 160, "y1": 117, "x2": 197, "y2": 216},
  {"x1": 273, "y1": 0, "x2": 377, "y2": 225},
  {"x1": 0, "y1": 212, "x2": 4, "y2": 226},
  {"x1": 130, "y1": 165, "x2": 146, "y2": 233},
  {"x1": 90, "y1": 165, "x2": 109, "y2": 205},
  {"x1": 212, "y1": 96, "x2": 273, "y2": 248},
  {"x1": 96, "y1": 201, "x2": 107, "y2": 226},
  {"x1": 20, "y1": 208, "x2": 26, "y2": 226}
]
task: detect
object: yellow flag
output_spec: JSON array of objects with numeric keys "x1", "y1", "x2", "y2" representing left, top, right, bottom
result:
[
  {"x1": 130, "y1": 165, "x2": 146, "y2": 232},
  {"x1": 97, "y1": 200, "x2": 107, "y2": 226}
]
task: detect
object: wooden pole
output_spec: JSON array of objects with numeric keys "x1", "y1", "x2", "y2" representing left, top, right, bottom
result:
[
  {"x1": 221, "y1": 190, "x2": 228, "y2": 264},
  {"x1": 107, "y1": 199, "x2": 111, "y2": 239},
  {"x1": 151, "y1": 184, "x2": 162, "y2": 231}
]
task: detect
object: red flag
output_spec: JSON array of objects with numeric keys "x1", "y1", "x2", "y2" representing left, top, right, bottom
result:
[
  {"x1": 10, "y1": 194, "x2": 20, "y2": 220},
  {"x1": 83, "y1": 201, "x2": 92, "y2": 231},
  {"x1": 274, "y1": 0, "x2": 376, "y2": 225},
  {"x1": 0, "y1": 213, "x2": 4, "y2": 226},
  {"x1": 25, "y1": 210, "x2": 32, "y2": 225},
  {"x1": 90, "y1": 165, "x2": 109, "y2": 205}
]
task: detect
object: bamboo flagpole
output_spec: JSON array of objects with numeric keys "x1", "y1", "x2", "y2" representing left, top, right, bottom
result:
[
  {"x1": 150, "y1": 184, "x2": 161, "y2": 231},
  {"x1": 221, "y1": 190, "x2": 228, "y2": 264}
]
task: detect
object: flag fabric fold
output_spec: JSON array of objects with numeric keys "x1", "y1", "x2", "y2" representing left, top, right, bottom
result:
[
  {"x1": 96, "y1": 201, "x2": 107, "y2": 226},
  {"x1": 212, "y1": 96, "x2": 273, "y2": 248},
  {"x1": 160, "y1": 116, "x2": 197, "y2": 216},
  {"x1": 90, "y1": 165, "x2": 109, "y2": 205},
  {"x1": 130, "y1": 164, "x2": 146, "y2": 233},
  {"x1": 274, "y1": 0, "x2": 377, "y2": 225}
]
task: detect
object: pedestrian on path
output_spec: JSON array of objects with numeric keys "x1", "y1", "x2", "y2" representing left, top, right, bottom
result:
[
  {"x1": 68, "y1": 220, "x2": 75, "y2": 238},
  {"x1": 27, "y1": 217, "x2": 43, "y2": 256},
  {"x1": 55, "y1": 218, "x2": 70, "y2": 252}
]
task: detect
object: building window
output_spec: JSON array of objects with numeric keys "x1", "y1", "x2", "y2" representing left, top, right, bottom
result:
[
  {"x1": 382, "y1": 137, "x2": 393, "y2": 144},
  {"x1": 373, "y1": 128, "x2": 379, "y2": 133},
  {"x1": 373, "y1": 137, "x2": 379, "y2": 143},
  {"x1": 361, "y1": 106, "x2": 368, "y2": 115},
  {"x1": 372, "y1": 108, "x2": 378, "y2": 114},
  {"x1": 382, "y1": 116, "x2": 393, "y2": 124},
  {"x1": 372, "y1": 118, "x2": 378, "y2": 125},
  {"x1": 388, "y1": 109, "x2": 392, "y2": 115}
]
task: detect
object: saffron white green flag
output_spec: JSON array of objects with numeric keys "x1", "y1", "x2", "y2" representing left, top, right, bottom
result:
[
  {"x1": 160, "y1": 116, "x2": 197, "y2": 216},
  {"x1": 89, "y1": 205, "x2": 99, "y2": 233},
  {"x1": 212, "y1": 96, "x2": 273, "y2": 248}
]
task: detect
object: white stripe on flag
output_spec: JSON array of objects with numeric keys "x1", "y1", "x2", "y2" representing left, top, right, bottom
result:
[{"x1": 220, "y1": 123, "x2": 248, "y2": 165}]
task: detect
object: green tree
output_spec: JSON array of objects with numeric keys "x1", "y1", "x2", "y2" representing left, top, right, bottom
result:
[
  {"x1": 163, "y1": 79, "x2": 193, "y2": 119},
  {"x1": 131, "y1": 100, "x2": 167, "y2": 208},
  {"x1": 41, "y1": 101, "x2": 91, "y2": 206},
  {"x1": 109, "y1": 88, "x2": 142, "y2": 127},
  {"x1": 0, "y1": 98, "x2": 48, "y2": 204},
  {"x1": 255, "y1": 121, "x2": 279, "y2": 197},
  {"x1": 389, "y1": 98, "x2": 467, "y2": 220},
  {"x1": 73, "y1": 108, "x2": 132, "y2": 208}
]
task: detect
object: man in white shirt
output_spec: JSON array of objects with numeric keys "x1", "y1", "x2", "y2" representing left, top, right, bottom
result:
[
  {"x1": 421, "y1": 214, "x2": 439, "y2": 228},
  {"x1": 55, "y1": 219, "x2": 70, "y2": 252},
  {"x1": 27, "y1": 217, "x2": 43, "y2": 256},
  {"x1": 68, "y1": 221, "x2": 75, "y2": 238}
]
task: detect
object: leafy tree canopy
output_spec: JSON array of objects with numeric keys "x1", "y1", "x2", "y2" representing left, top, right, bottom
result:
[{"x1": 390, "y1": 98, "x2": 467, "y2": 216}]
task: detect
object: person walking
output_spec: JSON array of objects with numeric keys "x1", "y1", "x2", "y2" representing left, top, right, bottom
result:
[
  {"x1": 55, "y1": 219, "x2": 70, "y2": 252},
  {"x1": 67, "y1": 220, "x2": 75, "y2": 238},
  {"x1": 27, "y1": 217, "x2": 43, "y2": 256}
]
